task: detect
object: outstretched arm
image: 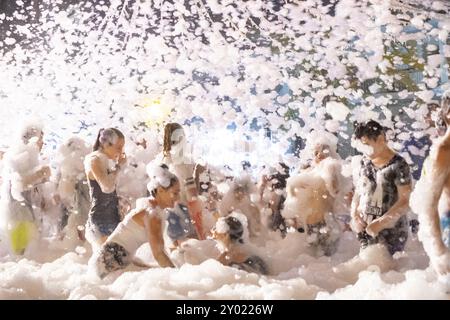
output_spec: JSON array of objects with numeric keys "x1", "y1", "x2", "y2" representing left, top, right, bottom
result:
[{"x1": 21, "y1": 166, "x2": 51, "y2": 190}]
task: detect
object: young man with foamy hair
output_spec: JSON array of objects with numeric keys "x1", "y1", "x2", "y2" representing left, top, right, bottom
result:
[
  {"x1": 411, "y1": 91, "x2": 450, "y2": 276},
  {"x1": 351, "y1": 120, "x2": 412, "y2": 256}
]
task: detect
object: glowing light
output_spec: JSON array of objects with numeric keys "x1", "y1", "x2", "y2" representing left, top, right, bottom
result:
[{"x1": 136, "y1": 98, "x2": 172, "y2": 128}]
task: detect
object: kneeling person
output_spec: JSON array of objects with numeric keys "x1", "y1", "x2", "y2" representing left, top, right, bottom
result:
[{"x1": 92, "y1": 164, "x2": 179, "y2": 278}]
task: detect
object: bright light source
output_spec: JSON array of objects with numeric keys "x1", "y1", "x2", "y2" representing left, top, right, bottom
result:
[{"x1": 136, "y1": 98, "x2": 172, "y2": 128}]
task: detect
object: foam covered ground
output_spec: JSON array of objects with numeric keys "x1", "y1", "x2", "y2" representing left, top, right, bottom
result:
[{"x1": 0, "y1": 230, "x2": 448, "y2": 300}]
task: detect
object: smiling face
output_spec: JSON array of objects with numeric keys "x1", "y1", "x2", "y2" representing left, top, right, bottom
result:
[{"x1": 155, "y1": 180, "x2": 181, "y2": 209}]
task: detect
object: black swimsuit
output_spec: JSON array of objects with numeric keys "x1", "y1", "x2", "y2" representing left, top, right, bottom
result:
[{"x1": 87, "y1": 179, "x2": 121, "y2": 236}]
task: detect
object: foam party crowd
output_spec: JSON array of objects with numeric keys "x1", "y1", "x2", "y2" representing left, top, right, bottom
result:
[{"x1": 0, "y1": 0, "x2": 449, "y2": 299}]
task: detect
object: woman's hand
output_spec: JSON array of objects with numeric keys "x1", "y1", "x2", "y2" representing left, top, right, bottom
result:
[
  {"x1": 431, "y1": 252, "x2": 450, "y2": 276},
  {"x1": 156, "y1": 253, "x2": 175, "y2": 268},
  {"x1": 350, "y1": 213, "x2": 367, "y2": 233},
  {"x1": 118, "y1": 153, "x2": 127, "y2": 167}
]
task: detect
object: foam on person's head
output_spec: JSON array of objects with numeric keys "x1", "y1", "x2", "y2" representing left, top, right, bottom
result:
[
  {"x1": 146, "y1": 163, "x2": 178, "y2": 193},
  {"x1": 59, "y1": 137, "x2": 89, "y2": 157},
  {"x1": 98, "y1": 128, "x2": 122, "y2": 148},
  {"x1": 303, "y1": 130, "x2": 339, "y2": 160},
  {"x1": 18, "y1": 118, "x2": 44, "y2": 145},
  {"x1": 214, "y1": 212, "x2": 248, "y2": 245}
]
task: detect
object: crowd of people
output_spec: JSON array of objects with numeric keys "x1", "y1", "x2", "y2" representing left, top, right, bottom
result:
[{"x1": 0, "y1": 92, "x2": 449, "y2": 280}]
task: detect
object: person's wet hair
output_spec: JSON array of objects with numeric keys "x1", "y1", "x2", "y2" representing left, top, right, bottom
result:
[
  {"x1": 93, "y1": 128, "x2": 124, "y2": 151},
  {"x1": 163, "y1": 122, "x2": 183, "y2": 157},
  {"x1": 353, "y1": 120, "x2": 385, "y2": 141},
  {"x1": 225, "y1": 216, "x2": 244, "y2": 244}
]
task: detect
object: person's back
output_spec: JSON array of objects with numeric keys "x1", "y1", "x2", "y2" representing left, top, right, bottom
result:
[{"x1": 105, "y1": 209, "x2": 148, "y2": 254}]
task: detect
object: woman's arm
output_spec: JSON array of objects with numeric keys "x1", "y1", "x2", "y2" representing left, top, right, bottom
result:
[
  {"x1": 21, "y1": 166, "x2": 50, "y2": 189},
  {"x1": 146, "y1": 215, "x2": 174, "y2": 268},
  {"x1": 89, "y1": 156, "x2": 119, "y2": 194},
  {"x1": 217, "y1": 248, "x2": 247, "y2": 265}
]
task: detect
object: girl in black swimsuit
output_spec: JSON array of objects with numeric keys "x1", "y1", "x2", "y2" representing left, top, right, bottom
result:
[{"x1": 84, "y1": 128, "x2": 126, "y2": 251}]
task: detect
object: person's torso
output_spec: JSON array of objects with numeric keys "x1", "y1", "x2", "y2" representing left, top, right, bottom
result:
[
  {"x1": 359, "y1": 154, "x2": 407, "y2": 222},
  {"x1": 88, "y1": 178, "x2": 119, "y2": 213},
  {"x1": 107, "y1": 212, "x2": 148, "y2": 254}
]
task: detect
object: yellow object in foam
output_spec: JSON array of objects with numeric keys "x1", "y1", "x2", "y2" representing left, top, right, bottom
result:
[{"x1": 10, "y1": 221, "x2": 36, "y2": 255}]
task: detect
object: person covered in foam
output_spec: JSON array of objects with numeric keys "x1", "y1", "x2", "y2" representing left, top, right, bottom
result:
[
  {"x1": 218, "y1": 172, "x2": 262, "y2": 239},
  {"x1": 116, "y1": 131, "x2": 158, "y2": 213},
  {"x1": 192, "y1": 161, "x2": 225, "y2": 237},
  {"x1": 53, "y1": 137, "x2": 91, "y2": 241},
  {"x1": 351, "y1": 120, "x2": 412, "y2": 256},
  {"x1": 410, "y1": 90, "x2": 450, "y2": 276},
  {"x1": 91, "y1": 164, "x2": 178, "y2": 279},
  {"x1": 170, "y1": 212, "x2": 270, "y2": 275},
  {"x1": 0, "y1": 120, "x2": 51, "y2": 255},
  {"x1": 84, "y1": 128, "x2": 127, "y2": 251},
  {"x1": 258, "y1": 162, "x2": 290, "y2": 236},
  {"x1": 281, "y1": 130, "x2": 344, "y2": 256},
  {"x1": 151, "y1": 123, "x2": 196, "y2": 203}
]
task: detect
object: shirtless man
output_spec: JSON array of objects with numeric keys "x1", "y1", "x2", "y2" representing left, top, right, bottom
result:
[
  {"x1": 351, "y1": 120, "x2": 411, "y2": 256},
  {"x1": 411, "y1": 91, "x2": 450, "y2": 275},
  {"x1": 282, "y1": 140, "x2": 343, "y2": 256}
]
